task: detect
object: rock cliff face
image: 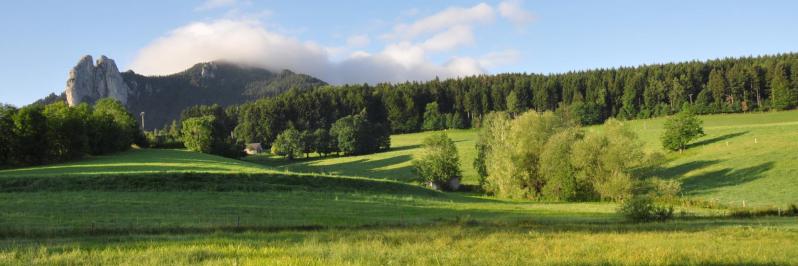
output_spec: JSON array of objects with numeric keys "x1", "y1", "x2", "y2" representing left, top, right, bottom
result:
[
  {"x1": 56, "y1": 55, "x2": 326, "y2": 129},
  {"x1": 65, "y1": 55, "x2": 129, "y2": 106}
]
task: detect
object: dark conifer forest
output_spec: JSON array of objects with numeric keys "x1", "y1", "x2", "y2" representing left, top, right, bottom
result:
[{"x1": 228, "y1": 53, "x2": 798, "y2": 146}]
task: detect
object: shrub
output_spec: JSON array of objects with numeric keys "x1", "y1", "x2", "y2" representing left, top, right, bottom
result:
[
  {"x1": 413, "y1": 133, "x2": 462, "y2": 191},
  {"x1": 648, "y1": 177, "x2": 682, "y2": 203},
  {"x1": 619, "y1": 196, "x2": 674, "y2": 222}
]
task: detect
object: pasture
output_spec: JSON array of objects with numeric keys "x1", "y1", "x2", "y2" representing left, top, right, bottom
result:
[{"x1": 1, "y1": 110, "x2": 797, "y2": 265}]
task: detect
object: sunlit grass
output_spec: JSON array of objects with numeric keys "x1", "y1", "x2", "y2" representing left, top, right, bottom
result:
[
  {"x1": 2, "y1": 218, "x2": 797, "y2": 265},
  {"x1": 0, "y1": 149, "x2": 274, "y2": 177}
]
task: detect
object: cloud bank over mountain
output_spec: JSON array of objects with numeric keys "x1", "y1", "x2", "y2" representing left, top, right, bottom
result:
[{"x1": 130, "y1": 2, "x2": 533, "y2": 84}]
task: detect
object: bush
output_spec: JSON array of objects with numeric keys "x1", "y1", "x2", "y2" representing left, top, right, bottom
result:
[
  {"x1": 413, "y1": 133, "x2": 462, "y2": 191},
  {"x1": 648, "y1": 177, "x2": 682, "y2": 203},
  {"x1": 619, "y1": 195, "x2": 674, "y2": 222}
]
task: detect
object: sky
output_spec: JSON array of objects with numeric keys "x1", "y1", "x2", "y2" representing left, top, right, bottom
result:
[{"x1": 1, "y1": 0, "x2": 797, "y2": 106}]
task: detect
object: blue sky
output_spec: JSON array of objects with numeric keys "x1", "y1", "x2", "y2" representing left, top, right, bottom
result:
[{"x1": 1, "y1": 0, "x2": 797, "y2": 106}]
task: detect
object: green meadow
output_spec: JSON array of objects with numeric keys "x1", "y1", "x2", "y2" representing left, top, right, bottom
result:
[{"x1": 1, "y1": 111, "x2": 797, "y2": 264}]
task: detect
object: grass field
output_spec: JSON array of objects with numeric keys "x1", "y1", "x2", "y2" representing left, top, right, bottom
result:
[
  {"x1": 1, "y1": 111, "x2": 797, "y2": 264},
  {"x1": 0, "y1": 149, "x2": 273, "y2": 177},
  {"x1": 3, "y1": 218, "x2": 798, "y2": 265},
  {"x1": 622, "y1": 110, "x2": 798, "y2": 207},
  {"x1": 246, "y1": 110, "x2": 798, "y2": 207},
  {"x1": 244, "y1": 129, "x2": 480, "y2": 184}
]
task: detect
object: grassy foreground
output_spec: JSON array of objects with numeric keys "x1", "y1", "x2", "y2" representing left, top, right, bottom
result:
[{"x1": 2, "y1": 218, "x2": 798, "y2": 265}]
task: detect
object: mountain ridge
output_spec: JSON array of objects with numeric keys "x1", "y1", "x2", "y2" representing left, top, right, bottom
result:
[{"x1": 57, "y1": 55, "x2": 327, "y2": 129}]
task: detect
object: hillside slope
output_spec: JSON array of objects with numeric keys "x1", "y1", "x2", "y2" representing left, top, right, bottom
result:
[{"x1": 247, "y1": 110, "x2": 798, "y2": 207}]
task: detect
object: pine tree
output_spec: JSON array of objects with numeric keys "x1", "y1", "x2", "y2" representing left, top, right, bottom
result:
[{"x1": 770, "y1": 64, "x2": 794, "y2": 110}]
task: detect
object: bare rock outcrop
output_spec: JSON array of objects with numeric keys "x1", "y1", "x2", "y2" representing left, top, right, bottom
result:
[{"x1": 65, "y1": 55, "x2": 129, "y2": 106}]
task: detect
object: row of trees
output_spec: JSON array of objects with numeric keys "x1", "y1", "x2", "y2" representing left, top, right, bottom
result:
[
  {"x1": 156, "y1": 53, "x2": 796, "y2": 159},
  {"x1": 0, "y1": 99, "x2": 141, "y2": 167},
  {"x1": 214, "y1": 53, "x2": 798, "y2": 150},
  {"x1": 271, "y1": 110, "x2": 391, "y2": 159},
  {"x1": 474, "y1": 111, "x2": 661, "y2": 201},
  {"x1": 178, "y1": 104, "x2": 243, "y2": 158}
]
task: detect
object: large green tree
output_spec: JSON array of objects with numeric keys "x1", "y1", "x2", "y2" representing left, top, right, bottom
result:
[
  {"x1": 413, "y1": 133, "x2": 462, "y2": 191},
  {"x1": 661, "y1": 107, "x2": 705, "y2": 151},
  {"x1": 0, "y1": 105, "x2": 18, "y2": 166},
  {"x1": 422, "y1": 102, "x2": 444, "y2": 131},
  {"x1": 770, "y1": 63, "x2": 795, "y2": 110},
  {"x1": 539, "y1": 128, "x2": 583, "y2": 201},
  {"x1": 271, "y1": 127, "x2": 303, "y2": 160},
  {"x1": 483, "y1": 111, "x2": 566, "y2": 199},
  {"x1": 181, "y1": 115, "x2": 216, "y2": 153},
  {"x1": 43, "y1": 102, "x2": 90, "y2": 161}
]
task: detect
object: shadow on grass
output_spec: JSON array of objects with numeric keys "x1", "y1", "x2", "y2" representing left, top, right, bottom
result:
[
  {"x1": 652, "y1": 160, "x2": 722, "y2": 180},
  {"x1": 687, "y1": 131, "x2": 749, "y2": 149},
  {"x1": 293, "y1": 154, "x2": 415, "y2": 181},
  {"x1": 0, "y1": 165, "x2": 243, "y2": 176},
  {"x1": 681, "y1": 162, "x2": 774, "y2": 195},
  {"x1": 2, "y1": 208, "x2": 794, "y2": 240},
  {"x1": 250, "y1": 153, "x2": 417, "y2": 182}
]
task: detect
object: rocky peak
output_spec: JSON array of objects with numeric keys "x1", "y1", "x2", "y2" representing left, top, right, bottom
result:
[{"x1": 65, "y1": 55, "x2": 130, "y2": 106}]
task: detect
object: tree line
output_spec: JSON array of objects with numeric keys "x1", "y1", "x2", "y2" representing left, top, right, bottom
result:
[
  {"x1": 0, "y1": 99, "x2": 142, "y2": 167},
  {"x1": 149, "y1": 53, "x2": 797, "y2": 159},
  {"x1": 208, "y1": 53, "x2": 798, "y2": 150}
]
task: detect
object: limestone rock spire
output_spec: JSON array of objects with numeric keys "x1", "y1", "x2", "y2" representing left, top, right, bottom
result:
[{"x1": 64, "y1": 55, "x2": 130, "y2": 106}]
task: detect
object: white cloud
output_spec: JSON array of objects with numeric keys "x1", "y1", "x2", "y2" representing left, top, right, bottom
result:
[
  {"x1": 196, "y1": 0, "x2": 237, "y2": 11},
  {"x1": 479, "y1": 49, "x2": 522, "y2": 68},
  {"x1": 420, "y1": 25, "x2": 475, "y2": 52},
  {"x1": 129, "y1": 19, "x2": 487, "y2": 84},
  {"x1": 388, "y1": 3, "x2": 494, "y2": 40},
  {"x1": 346, "y1": 34, "x2": 370, "y2": 47},
  {"x1": 499, "y1": 0, "x2": 536, "y2": 25},
  {"x1": 131, "y1": 2, "x2": 536, "y2": 85}
]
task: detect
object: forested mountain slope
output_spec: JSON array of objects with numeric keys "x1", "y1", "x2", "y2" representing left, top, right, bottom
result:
[{"x1": 122, "y1": 62, "x2": 326, "y2": 129}]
